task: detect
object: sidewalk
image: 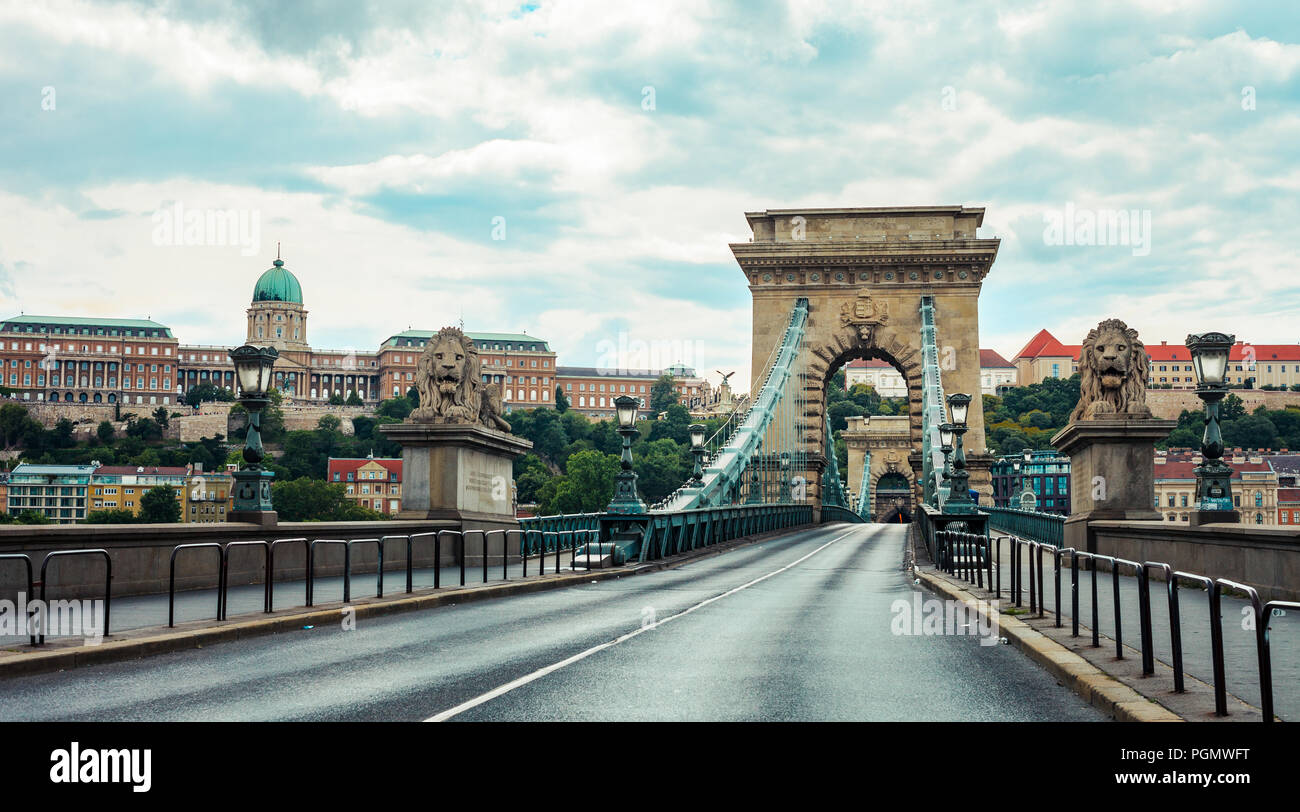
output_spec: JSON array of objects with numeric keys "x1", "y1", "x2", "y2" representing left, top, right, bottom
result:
[
  {"x1": 932, "y1": 534, "x2": 1296, "y2": 721},
  {"x1": 1, "y1": 551, "x2": 599, "y2": 646}
]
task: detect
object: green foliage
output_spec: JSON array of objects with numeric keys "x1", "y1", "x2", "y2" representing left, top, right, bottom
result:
[
  {"x1": 152, "y1": 407, "x2": 171, "y2": 429},
  {"x1": 96, "y1": 420, "x2": 116, "y2": 444},
  {"x1": 15, "y1": 510, "x2": 52, "y2": 524},
  {"x1": 271, "y1": 477, "x2": 389, "y2": 521},
  {"x1": 328, "y1": 392, "x2": 344, "y2": 405},
  {"x1": 317, "y1": 414, "x2": 342, "y2": 432},
  {"x1": 376, "y1": 397, "x2": 414, "y2": 420},
  {"x1": 1158, "y1": 402, "x2": 1300, "y2": 451},
  {"x1": 85, "y1": 508, "x2": 140, "y2": 524},
  {"x1": 537, "y1": 450, "x2": 621, "y2": 514},
  {"x1": 982, "y1": 374, "x2": 1082, "y2": 454},
  {"x1": 555, "y1": 386, "x2": 570, "y2": 412},
  {"x1": 183, "y1": 383, "x2": 235, "y2": 406},
  {"x1": 346, "y1": 391, "x2": 364, "y2": 406},
  {"x1": 650, "y1": 374, "x2": 678, "y2": 414},
  {"x1": 139, "y1": 485, "x2": 182, "y2": 523}
]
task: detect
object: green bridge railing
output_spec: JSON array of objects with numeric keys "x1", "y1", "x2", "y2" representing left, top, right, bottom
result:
[{"x1": 981, "y1": 505, "x2": 1065, "y2": 547}]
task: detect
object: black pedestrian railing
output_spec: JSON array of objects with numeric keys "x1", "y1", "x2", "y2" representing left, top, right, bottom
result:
[
  {"x1": 7, "y1": 506, "x2": 796, "y2": 648},
  {"x1": 933, "y1": 531, "x2": 1299, "y2": 723},
  {"x1": 38, "y1": 549, "x2": 111, "y2": 645},
  {"x1": 0, "y1": 553, "x2": 36, "y2": 646}
]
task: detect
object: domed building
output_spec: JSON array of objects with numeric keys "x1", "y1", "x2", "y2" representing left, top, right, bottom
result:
[
  {"x1": 247, "y1": 257, "x2": 309, "y2": 352},
  {"x1": 175, "y1": 252, "x2": 381, "y2": 404}
]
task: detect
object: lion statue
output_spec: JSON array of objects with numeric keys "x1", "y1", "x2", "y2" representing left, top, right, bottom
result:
[
  {"x1": 1069, "y1": 318, "x2": 1152, "y2": 422},
  {"x1": 409, "y1": 326, "x2": 512, "y2": 432}
]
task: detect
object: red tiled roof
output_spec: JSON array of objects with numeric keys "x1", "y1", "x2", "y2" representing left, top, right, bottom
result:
[
  {"x1": 327, "y1": 458, "x2": 402, "y2": 480},
  {"x1": 1013, "y1": 329, "x2": 1080, "y2": 361},
  {"x1": 1278, "y1": 488, "x2": 1300, "y2": 503},
  {"x1": 1014, "y1": 331, "x2": 1300, "y2": 364},
  {"x1": 1154, "y1": 460, "x2": 1275, "y2": 480},
  {"x1": 980, "y1": 348, "x2": 1014, "y2": 368}
]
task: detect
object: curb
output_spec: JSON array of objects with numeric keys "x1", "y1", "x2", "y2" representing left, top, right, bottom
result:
[
  {"x1": 914, "y1": 567, "x2": 1183, "y2": 722},
  {"x1": 0, "y1": 525, "x2": 805, "y2": 681}
]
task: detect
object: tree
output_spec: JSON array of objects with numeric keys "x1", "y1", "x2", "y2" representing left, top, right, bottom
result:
[
  {"x1": 650, "y1": 374, "x2": 678, "y2": 414},
  {"x1": 126, "y1": 417, "x2": 163, "y2": 442},
  {"x1": 138, "y1": 485, "x2": 181, "y2": 523},
  {"x1": 345, "y1": 391, "x2": 364, "y2": 407},
  {"x1": 152, "y1": 407, "x2": 171, "y2": 429},
  {"x1": 377, "y1": 397, "x2": 413, "y2": 420},
  {"x1": 15, "y1": 510, "x2": 52, "y2": 525},
  {"x1": 317, "y1": 414, "x2": 342, "y2": 432},
  {"x1": 85, "y1": 508, "x2": 140, "y2": 524},
  {"x1": 97, "y1": 420, "x2": 116, "y2": 445},
  {"x1": 555, "y1": 386, "x2": 570, "y2": 413},
  {"x1": 1221, "y1": 394, "x2": 1247, "y2": 421},
  {"x1": 328, "y1": 392, "x2": 345, "y2": 405},
  {"x1": 406, "y1": 385, "x2": 420, "y2": 407},
  {"x1": 271, "y1": 477, "x2": 388, "y2": 521},
  {"x1": 539, "y1": 450, "x2": 620, "y2": 514}
]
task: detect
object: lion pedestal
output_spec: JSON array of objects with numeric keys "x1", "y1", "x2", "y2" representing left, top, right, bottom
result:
[
  {"x1": 1054, "y1": 417, "x2": 1175, "y2": 553},
  {"x1": 1053, "y1": 318, "x2": 1177, "y2": 552},
  {"x1": 380, "y1": 422, "x2": 531, "y2": 529},
  {"x1": 378, "y1": 326, "x2": 533, "y2": 566}
]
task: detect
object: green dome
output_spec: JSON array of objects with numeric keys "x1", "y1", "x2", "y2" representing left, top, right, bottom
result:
[{"x1": 252, "y1": 259, "x2": 303, "y2": 304}]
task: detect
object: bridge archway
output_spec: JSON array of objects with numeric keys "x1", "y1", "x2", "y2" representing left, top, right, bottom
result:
[{"x1": 732, "y1": 206, "x2": 1000, "y2": 513}]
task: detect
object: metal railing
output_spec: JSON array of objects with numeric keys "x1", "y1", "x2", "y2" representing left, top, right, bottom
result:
[
  {"x1": 982, "y1": 505, "x2": 1064, "y2": 547},
  {"x1": 820, "y1": 505, "x2": 867, "y2": 524},
  {"x1": 935, "y1": 531, "x2": 1298, "y2": 723},
  {"x1": 631, "y1": 503, "x2": 813, "y2": 562}
]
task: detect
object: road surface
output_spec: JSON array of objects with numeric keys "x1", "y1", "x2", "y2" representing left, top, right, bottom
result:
[{"x1": 0, "y1": 523, "x2": 1104, "y2": 721}]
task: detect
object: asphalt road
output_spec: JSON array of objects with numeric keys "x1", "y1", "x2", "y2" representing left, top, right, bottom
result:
[{"x1": 0, "y1": 523, "x2": 1104, "y2": 721}]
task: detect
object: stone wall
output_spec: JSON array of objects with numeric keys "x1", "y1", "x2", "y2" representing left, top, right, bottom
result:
[
  {"x1": 0, "y1": 519, "x2": 506, "y2": 599},
  {"x1": 1088, "y1": 520, "x2": 1300, "y2": 602},
  {"x1": 1146, "y1": 388, "x2": 1300, "y2": 422}
]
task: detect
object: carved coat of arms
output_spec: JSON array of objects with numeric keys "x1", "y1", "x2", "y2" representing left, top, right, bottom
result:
[{"x1": 840, "y1": 292, "x2": 890, "y2": 341}]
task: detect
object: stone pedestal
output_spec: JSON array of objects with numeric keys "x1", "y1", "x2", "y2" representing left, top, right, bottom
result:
[
  {"x1": 378, "y1": 422, "x2": 533, "y2": 562},
  {"x1": 1053, "y1": 417, "x2": 1176, "y2": 551}
]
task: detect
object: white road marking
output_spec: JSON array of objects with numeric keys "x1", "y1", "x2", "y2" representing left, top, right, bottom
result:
[{"x1": 425, "y1": 524, "x2": 870, "y2": 721}]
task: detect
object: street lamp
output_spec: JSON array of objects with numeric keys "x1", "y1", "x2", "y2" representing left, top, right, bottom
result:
[
  {"x1": 1187, "y1": 332, "x2": 1239, "y2": 524},
  {"x1": 606, "y1": 395, "x2": 646, "y2": 514},
  {"x1": 938, "y1": 422, "x2": 955, "y2": 487},
  {"x1": 688, "y1": 423, "x2": 706, "y2": 483},
  {"x1": 779, "y1": 451, "x2": 791, "y2": 503},
  {"x1": 945, "y1": 393, "x2": 975, "y2": 513},
  {"x1": 228, "y1": 344, "x2": 279, "y2": 524}
]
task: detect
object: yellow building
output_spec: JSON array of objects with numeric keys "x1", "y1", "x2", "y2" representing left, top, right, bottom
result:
[
  {"x1": 181, "y1": 468, "x2": 234, "y2": 523},
  {"x1": 90, "y1": 465, "x2": 187, "y2": 516},
  {"x1": 328, "y1": 456, "x2": 402, "y2": 515},
  {"x1": 1152, "y1": 450, "x2": 1280, "y2": 525}
]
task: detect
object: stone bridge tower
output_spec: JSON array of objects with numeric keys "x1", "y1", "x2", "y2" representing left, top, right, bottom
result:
[{"x1": 730, "y1": 206, "x2": 1000, "y2": 510}]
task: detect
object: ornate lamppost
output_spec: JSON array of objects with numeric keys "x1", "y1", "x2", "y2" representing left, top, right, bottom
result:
[
  {"x1": 779, "y1": 451, "x2": 791, "y2": 503},
  {"x1": 938, "y1": 422, "x2": 955, "y2": 491},
  {"x1": 606, "y1": 395, "x2": 646, "y2": 514},
  {"x1": 228, "y1": 344, "x2": 279, "y2": 524},
  {"x1": 1187, "y1": 332, "x2": 1239, "y2": 525},
  {"x1": 1018, "y1": 449, "x2": 1037, "y2": 511},
  {"x1": 945, "y1": 393, "x2": 975, "y2": 514},
  {"x1": 688, "y1": 423, "x2": 706, "y2": 483}
]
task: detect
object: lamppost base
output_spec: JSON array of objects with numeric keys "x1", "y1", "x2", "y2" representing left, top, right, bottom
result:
[{"x1": 1190, "y1": 509, "x2": 1240, "y2": 527}]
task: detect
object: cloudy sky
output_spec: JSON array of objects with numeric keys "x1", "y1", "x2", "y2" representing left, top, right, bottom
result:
[{"x1": 0, "y1": 0, "x2": 1296, "y2": 391}]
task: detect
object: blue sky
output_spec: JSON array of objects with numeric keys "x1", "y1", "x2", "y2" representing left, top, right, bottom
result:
[{"x1": 0, "y1": 0, "x2": 1297, "y2": 391}]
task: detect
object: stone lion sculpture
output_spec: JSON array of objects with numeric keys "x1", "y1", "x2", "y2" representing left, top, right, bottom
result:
[
  {"x1": 1069, "y1": 318, "x2": 1152, "y2": 422},
  {"x1": 409, "y1": 326, "x2": 512, "y2": 432}
]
